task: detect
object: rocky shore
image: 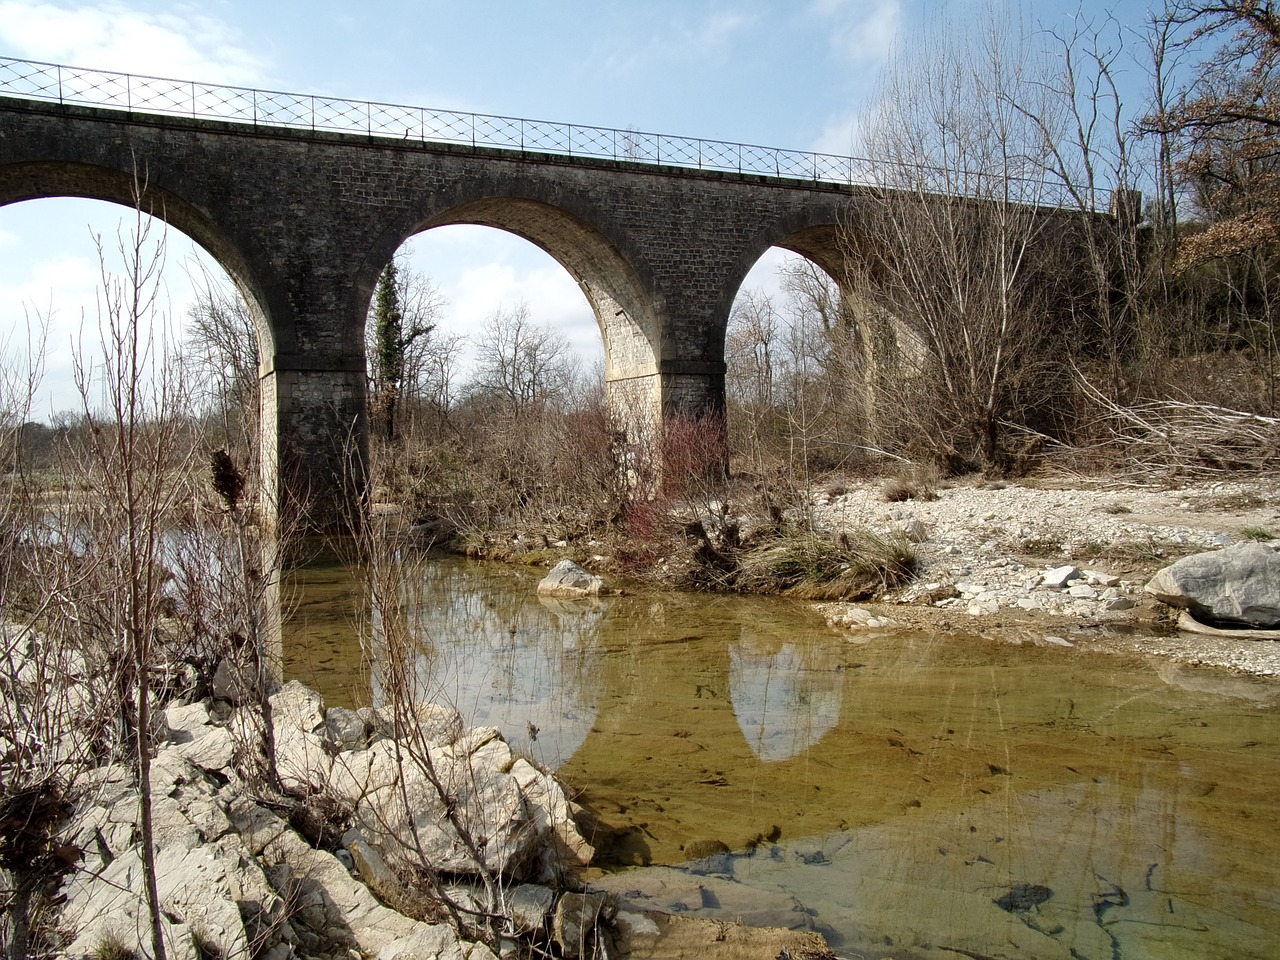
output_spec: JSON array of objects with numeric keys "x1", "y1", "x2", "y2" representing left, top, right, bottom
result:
[
  {"x1": 805, "y1": 475, "x2": 1280, "y2": 674},
  {"x1": 49, "y1": 675, "x2": 832, "y2": 960}
]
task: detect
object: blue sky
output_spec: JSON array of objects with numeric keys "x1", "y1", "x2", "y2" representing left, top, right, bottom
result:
[{"x1": 0, "y1": 0, "x2": 1161, "y2": 415}]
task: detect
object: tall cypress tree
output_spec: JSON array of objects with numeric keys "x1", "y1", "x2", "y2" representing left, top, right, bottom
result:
[{"x1": 373, "y1": 261, "x2": 405, "y2": 442}]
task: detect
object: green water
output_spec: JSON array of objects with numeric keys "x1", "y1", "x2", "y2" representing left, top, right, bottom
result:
[{"x1": 283, "y1": 555, "x2": 1280, "y2": 959}]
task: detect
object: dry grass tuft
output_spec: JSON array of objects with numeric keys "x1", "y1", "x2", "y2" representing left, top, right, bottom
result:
[
  {"x1": 881, "y1": 464, "x2": 942, "y2": 503},
  {"x1": 736, "y1": 529, "x2": 917, "y2": 601}
]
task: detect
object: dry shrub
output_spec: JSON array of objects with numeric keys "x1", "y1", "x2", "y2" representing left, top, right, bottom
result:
[
  {"x1": 1066, "y1": 374, "x2": 1280, "y2": 482},
  {"x1": 90, "y1": 931, "x2": 137, "y2": 960},
  {"x1": 736, "y1": 529, "x2": 917, "y2": 600},
  {"x1": 657, "y1": 412, "x2": 728, "y2": 501},
  {"x1": 881, "y1": 478, "x2": 914, "y2": 503},
  {"x1": 881, "y1": 464, "x2": 941, "y2": 503}
]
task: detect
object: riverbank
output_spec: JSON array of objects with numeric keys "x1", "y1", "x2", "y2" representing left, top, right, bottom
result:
[
  {"x1": 451, "y1": 471, "x2": 1280, "y2": 675},
  {"x1": 804, "y1": 474, "x2": 1280, "y2": 675}
]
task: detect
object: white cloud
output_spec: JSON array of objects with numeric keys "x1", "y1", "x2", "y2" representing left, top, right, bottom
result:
[
  {"x1": 691, "y1": 10, "x2": 758, "y2": 53},
  {"x1": 603, "y1": 8, "x2": 759, "y2": 75},
  {"x1": 811, "y1": 110, "x2": 865, "y2": 157},
  {"x1": 0, "y1": 1, "x2": 266, "y2": 84},
  {"x1": 0, "y1": 199, "x2": 213, "y2": 418},
  {"x1": 0, "y1": 248, "x2": 105, "y2": 416},
  {"x1": 404, "y1": 228, "x2": 602, "y2": 375},
  {"x1": 811, "y1": 0, "x2": 903, "y2": 63},
  {"x1": 442, "y1": 260, "x2": 600, "y2": 367}
]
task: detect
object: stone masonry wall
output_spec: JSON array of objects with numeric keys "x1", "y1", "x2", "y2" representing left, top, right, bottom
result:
[{"x1": 0, "y1": 95, "x2": 859, "y2": 521}]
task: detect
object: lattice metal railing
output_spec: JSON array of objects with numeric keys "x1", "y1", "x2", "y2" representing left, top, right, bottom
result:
[{"x1": 0, "y1": 56, "x2": 1103, "y2": 207}]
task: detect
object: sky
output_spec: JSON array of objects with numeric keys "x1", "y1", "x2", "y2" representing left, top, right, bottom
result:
[{"x1": 0, "y1": 0, "x2": 1164, "y2": 417}]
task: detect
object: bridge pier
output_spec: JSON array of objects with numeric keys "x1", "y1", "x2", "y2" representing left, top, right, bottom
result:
[{"x1": 259, "y1": 364, "x2": 368, "y2": 531}]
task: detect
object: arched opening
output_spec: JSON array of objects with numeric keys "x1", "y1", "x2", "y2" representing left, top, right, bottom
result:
[
  {"x1": 0, "y1": 194, "x2": 267, "y2": 479},
  {"x1": 417, "y1": 197, "x2": 661, "y2": 436},
  {"x1": 361, "y1": 218, "x2": 633, "y2": 540},
  {"x1": 727, "y1": 244, "x2": 874, "y2": 482}
]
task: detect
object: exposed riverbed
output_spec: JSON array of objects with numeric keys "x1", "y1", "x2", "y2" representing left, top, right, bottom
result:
[{"x1": 282, "y1": 550, "x2": 1280, "y2": 959}]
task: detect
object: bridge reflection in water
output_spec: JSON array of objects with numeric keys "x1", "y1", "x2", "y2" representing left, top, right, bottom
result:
[{"x1": 283, "y1": 556, "x2": 1280, "y2": 958}]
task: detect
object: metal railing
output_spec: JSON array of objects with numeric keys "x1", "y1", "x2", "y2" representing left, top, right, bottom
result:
[
  {"x1": 0, "y1": 56, "x2": 878, "y2": 185},
  {"x1": 0, "y1": 56, "x2": 1112, "y2": 209}
]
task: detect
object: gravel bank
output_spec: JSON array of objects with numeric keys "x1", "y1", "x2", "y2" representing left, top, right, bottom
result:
[{"x1": 808, "y1": 476, "x2": 1280, "y2": 676}]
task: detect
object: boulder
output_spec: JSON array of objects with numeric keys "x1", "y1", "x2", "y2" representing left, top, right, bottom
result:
[
  {"x1": 211, "y1": 655, "x2": 253, "y2": 704},
  {"x1": 1145, "y1": 542, "x2": 1280, "y2": 628},
  {"x1": 333, "y1": 732, "x2": 541, "y2": 880},
  {"x1": 326, "y1": 705, "x2": 369, "y2": 751},
  {"x1": 57, "y1": 679, "x2": 588, "y2": 960},
  {"x1": 537, "y1": 560, "x2": 606, "y2": 598},
  {"x1": 269, "y1": 681, "x2": 334, "y2": 792},
  {"x1": 508, "y1": 884, "x2": 556, "y2": 935},
  {"x1": 364, "y1": 701, "x2": 465, "y2": 745},
  {"x1": 343, "y1": 828, "x2": 420, "y2": 917},
  {"x1": 553, "y1": 892, "x2": 614, "y2": 960},
  {"x1": 162, "y1": 701, "x2": 235, "y2": 773},
  {"x1": 61, "y1": 842, "x2": 263, "y2": 960},
  {"x1": 263, "y1": 827, "x2": 460, "y2": 957},
  {"x1": 509, "y1": 758, "x2": 596, "y2": 879}
]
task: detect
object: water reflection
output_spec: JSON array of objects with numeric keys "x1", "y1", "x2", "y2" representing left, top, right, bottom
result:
[
  {"x1": 370, "y1": 561, "x2": 603, "y2": 768},
  {"x1": 284, "y1": 557, "x2": 1280, "y2": 957},
  {"x1": 729, "y1": 635, "x2": 842, "y2": 761}
]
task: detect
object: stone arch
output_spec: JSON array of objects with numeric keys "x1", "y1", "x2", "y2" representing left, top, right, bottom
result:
[
  {"x1": 363, "y1": 189, "x2": 663, "y2": 443},
  {"x1": 718, "y1": 201, "x2": 852, "y2": 323},
  {"x1": 0, "y1": 160, "x2": 275, "y2": 358},
  {"x1": 0, "y1": 159, "x2": 291, "y2": 518}
]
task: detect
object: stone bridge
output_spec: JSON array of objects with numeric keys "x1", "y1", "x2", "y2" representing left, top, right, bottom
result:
[{"x1": 0, "y1": 92, "x2": 865, "y2": 523}]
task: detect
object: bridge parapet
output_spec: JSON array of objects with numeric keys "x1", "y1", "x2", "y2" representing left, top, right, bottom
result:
[
  {"x1": 0, "y1": 55, "x2": 1105, "y2": 210},
  {"x1": 0, "y1": 56, "x2": 881, "y2": 184}
]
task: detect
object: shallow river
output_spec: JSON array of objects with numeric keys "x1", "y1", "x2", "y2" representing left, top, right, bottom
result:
[{"x1": 283, "y1": 554, "x2": 1280, "y2": 960}]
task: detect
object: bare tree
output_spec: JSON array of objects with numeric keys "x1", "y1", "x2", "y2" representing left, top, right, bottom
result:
[
  {"x1": 847, "y1": 8, "x2": 1067, "y2": 471},
  {"x1": 468, "y1": 303, "x2": 579, "y2": 414},
  {"x1": 409, "y1": 328, "x2": 466, "y2": 437},
  {"x1": 994, "y1": 14, "x2": 1154, "y2": 406},
  {"x1": 726, "y1": 271, "x2": 852, "y2": 487},
  {"x1": 1141, "y1": 1, "x2": 1280, "y2": 415},
  {"x1": 186, "y1": 266, "x2": 261, "y2": 460},
  {"x1": 1147, "y1": 0, "x2": 1280, "y2": 265},
  {"x1": 725, "y1": 289, "x2": 780, "y2": 472},
  {"x1": 0, "y1": 322, "x2": 112, "y2": 960},
  {"x1": 60, "y1": 179, "x2": 197, "y2": 960}
]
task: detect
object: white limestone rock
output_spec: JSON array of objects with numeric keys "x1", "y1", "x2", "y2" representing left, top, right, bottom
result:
[
  {"x1": 1145, "y1": 542, "x2": 1280, "y2": 628},
  {"x1": 162, "y1": 701, "x2": 235, "y2": 773},
  {"x1": 1042, "y1": 565, "x2": 1083, "y2": 589},
  {"x1": 326, "y1": 705, "x2": 369, "y2": 751},
  {"x1": 537, "y1": 560, "x2": 606, "y2": 598},
  {"x1": 269, "y1": 680, "x2": 334, "y2": 792}
]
